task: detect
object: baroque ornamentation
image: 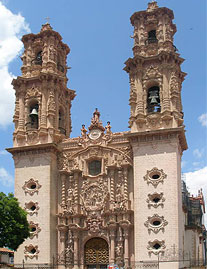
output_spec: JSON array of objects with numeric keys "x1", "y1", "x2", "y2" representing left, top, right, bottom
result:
[
  {"x1": 22, "y1": 178, "x2": 42, "y2": 195},
  {"x1": 25, "y1": 86, "x2": 41, "y2": 99},
  {"x1": 29, "y1": 221, "x2": 41, "y2": 239},
  {"x1": 24, "y1": 244, "x2": 39, "y2": 259},
  {"x1": 25, "y1": 201, "x2": 39, "y2": 216},
  {"x1": 81, "y1": 178, "x2": 109, "y2": 212},
  {"x1": 146, "y1": 192, "x2": 165, "y2": 208},
  {"x1": 144, "y1": 214, "x2": 168, "y2": 234},
  {"x1": 86, "y1": 213, "x2": 103, "y2": 235},
  {"x1": 144, "y1": 167, "x2": 167, "y2": 187},
  {"x1": 147, "y1": 239, "x2": 166, "y2": 256},
  {"x1": 143, "y1": 65, "x2": 162, "y2": 81},
  {"x1": 65, "y1": 230, "x2": 74, "y2": 264},
  {"x1": 58, "y1": 151, "x2": 72, "y2": 171}
]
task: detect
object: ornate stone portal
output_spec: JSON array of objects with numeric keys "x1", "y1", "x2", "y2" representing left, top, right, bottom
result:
[{"x1": 57, "y1": 109, "x2": 133, "y2": 268}]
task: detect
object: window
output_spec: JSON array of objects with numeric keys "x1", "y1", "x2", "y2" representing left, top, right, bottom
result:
[
  {"x1": 147, "y1": 86, "x2": 161, "y2": 113},
  {"x1": 89, "y1": 160, "x2": 101, "y2": 176},
  {"x1": 59, "y1": 108, "x2": 66, "y2": 135},
  {"x1": 28, "y1": 103, "x2": 39, "y2": 129},
  {"x1": 147, "y1": 30, "x2": 158, "y2": 44}
]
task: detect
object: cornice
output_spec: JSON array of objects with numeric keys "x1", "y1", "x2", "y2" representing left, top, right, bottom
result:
[
  {"x1": 6, "y1": 143, "x2": 59, "y2": 156},
  {"x1": 125, "y1": 126, "x2": 188, "y2": 151}
]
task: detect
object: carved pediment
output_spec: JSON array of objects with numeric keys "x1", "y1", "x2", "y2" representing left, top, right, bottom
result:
[{"x1": 58, "y1": 145, "x2": 132, "y2": 173}]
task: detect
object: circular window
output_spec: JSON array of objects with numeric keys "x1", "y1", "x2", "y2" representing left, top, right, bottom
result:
[
  {"x1": 153, "y1": 243, "x2": 161, "y2": 250},
  {"x1": 153, "y1": 197, "x2": 160, "y2": 203},
  {"x1": 152, "y1": 220, "x2": 161, "y2": 226},
  {"x1": 150, "y1": 173, "x2": 160, "y2": 180},
  {"x1": 29, "y1": 184, "x2": 36, "y2": 189}
]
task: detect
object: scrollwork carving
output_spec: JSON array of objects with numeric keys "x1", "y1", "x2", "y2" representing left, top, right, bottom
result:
[
  {"x1": 144, "y1": 167, "x2": 167, "y2": 187},
  {"x1": 147, "y1": 239, "x2": 166, "y2": 256},
  {"x1": 22, "y1": 178, "x2": 42, "y2": 195},
  {"x1": 144, "y1": 214, "x2": 168, "y2": 234}
]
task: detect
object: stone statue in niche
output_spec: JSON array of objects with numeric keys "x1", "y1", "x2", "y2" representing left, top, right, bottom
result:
[{"x1": 65, "y1": 231, "x2": 74, "y2": 264}]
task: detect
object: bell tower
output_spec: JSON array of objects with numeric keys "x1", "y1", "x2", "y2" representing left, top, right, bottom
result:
[
  {"x1": 125, "y1": 2, "x2": 188, "y2": 266},
  {"x1": 8, "y1": 24, "x2": 75, "y2": 265},
  {"x1": 12, "y1": 23, "x2": 75, "y2": 147}
]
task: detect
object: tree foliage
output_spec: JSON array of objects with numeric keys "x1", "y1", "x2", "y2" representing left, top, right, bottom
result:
[{"x1": 0, "y1": 192, "x2": 30, "y2": 251}]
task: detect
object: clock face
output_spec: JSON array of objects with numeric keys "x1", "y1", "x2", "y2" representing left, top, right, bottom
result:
[{"x1": 89, "y1": 129, "x2": 101, "y2": 140}]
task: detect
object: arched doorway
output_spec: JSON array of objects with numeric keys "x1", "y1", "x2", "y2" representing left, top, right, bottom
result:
[{"x1": 84, "y1": 237, "x2": 109, "y2": 269}]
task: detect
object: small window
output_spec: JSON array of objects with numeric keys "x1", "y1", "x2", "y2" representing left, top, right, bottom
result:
[
  {"x1": 59, "y1": 109, "x2": 66, "y2": 135},
  {"x1": 147, "y1": 30, "x2": 158, "y2": 44},
  {"x1": 89, "y1": 160, "x2": 101, "y2": 176},
  {"x1": 147, "y1": 86, "x2": 161, "y2": 113},
  {"x1": 153, "y1": 243, "x2": 161, "y2": 250},
  {"x1": 35, "y1": 51, "x2": 42, "y2": 65},
  {"x1": 28, "y1": 103, "x2": 39, "y2": 129}
]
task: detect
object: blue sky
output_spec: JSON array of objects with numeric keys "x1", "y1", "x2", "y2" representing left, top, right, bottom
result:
[{"x1": 0, "y1": 0, "x2": 206, "y2": 215}]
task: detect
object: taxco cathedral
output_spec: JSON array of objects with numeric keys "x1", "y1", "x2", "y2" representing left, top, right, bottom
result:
[{"x1": 8, "y1": 2, "x2": 206, "y2": 269}]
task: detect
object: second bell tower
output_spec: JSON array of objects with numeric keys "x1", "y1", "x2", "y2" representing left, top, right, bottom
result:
[
  {"x1": 12, "y1": 23, "x2": 75, "y2": 147},
  {"x1": 125, "y1": 2, "x2": 188, "y2": 266}
]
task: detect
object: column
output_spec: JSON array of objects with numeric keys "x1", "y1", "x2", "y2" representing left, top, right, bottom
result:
[
  {"x1": 40, "y1": 90, "x2": 47, "y2": 128},
  {"x1": 110, "y1": 230, "x2": 115, "y2": 264},
  {"x1": 162, "y1": 67, "x2": 170, "y2": 111},
  {"x1": 61, "y1": 173, "x2": 66, "y2": 209},
  {"x1": 109, "y1": 169, "x2": 115, "y2": 202},
  {"x1": 73, "y1": 231, "x2": 79, "y2": 269},
  {"x1": 18, "y1": 91, "x2": 25, "y2": 131},
  {"x1": 123, "y1": 167, "x2": 128, "y2": 201},
  {"x1": 123, "y1": 228, "x2": 129, "y2": 268}
]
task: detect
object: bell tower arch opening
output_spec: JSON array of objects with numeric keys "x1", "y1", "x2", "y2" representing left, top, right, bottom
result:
[{"x1": 84, "y1": 238, "x2": 109, "y2": 269}]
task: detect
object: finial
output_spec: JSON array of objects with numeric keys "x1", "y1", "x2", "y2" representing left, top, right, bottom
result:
[{"x1": 147, "y1": 1, "x2": 158, "y2": 12}]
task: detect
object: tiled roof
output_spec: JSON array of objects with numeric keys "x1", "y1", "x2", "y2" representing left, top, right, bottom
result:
[{"x1": 0, "y1": 248, "x2": 14, "y2": 253}]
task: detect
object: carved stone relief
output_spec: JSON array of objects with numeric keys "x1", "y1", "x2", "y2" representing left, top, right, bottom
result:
[
  {"x1": 29, "y1": 221, "x2": 41, "y2": 239},
  {"x1": 22, "y1": 178, "x2": 42, "y2": 195},
  {"x1": 146, "y1": 192, "x2": 165, "y2": 208},
  {"x1": 144, "y1": 214, "x2": 168, "y2": 234},
  {"x1": 147, "y1": 239, "x2": 166, "y2": 256},
  {"x1": 24, "y1": 244, "x2": 39, "y2": 259},
  {"x1": 24, "y1": 201, "x2": 40, "y2": 216},
  {"x1": 144, "y1": 167, "x2": 167, "y2": 187}
]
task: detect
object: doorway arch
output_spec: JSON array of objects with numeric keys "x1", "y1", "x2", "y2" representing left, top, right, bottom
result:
[{"x1": 84, "y1": 237, "x2": 109, "y2": 269}]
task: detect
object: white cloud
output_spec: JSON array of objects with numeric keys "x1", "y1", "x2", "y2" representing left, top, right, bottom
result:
[
  {"x1": 185, "y1": 166, "x2": 207, "y2": 224},
  {"x1": 0, "y1": 2, "x2": 30, "y2": 128},
  {"x1": 0, "y1": 167, "x2": 13, "y2": 187},
  {"x1": 193, "y1": 148, "x2": 204, "y2": 159},
  {"x1": 198, "y1": 113, "x2": 207, "y2": 127}
]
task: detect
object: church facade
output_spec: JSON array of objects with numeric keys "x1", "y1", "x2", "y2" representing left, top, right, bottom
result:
[{"x1": 8, "y1": 2, "x2": 206, "y2": 269}]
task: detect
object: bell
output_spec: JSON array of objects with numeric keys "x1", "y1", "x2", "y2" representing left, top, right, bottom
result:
[
  {"x1": 29, "y1": 108, "x2": 38, "y2": 117},
  {"x1": 149, "y1": 90, "x2": 159, "y2": 105},
  {"x1": 150, "y1": 96, "x2": 158, "y2": 105}
]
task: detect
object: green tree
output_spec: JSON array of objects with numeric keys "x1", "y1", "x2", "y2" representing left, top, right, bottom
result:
[{"x1": 0, "y1": 192, "x2": 30, "y2": 251}]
